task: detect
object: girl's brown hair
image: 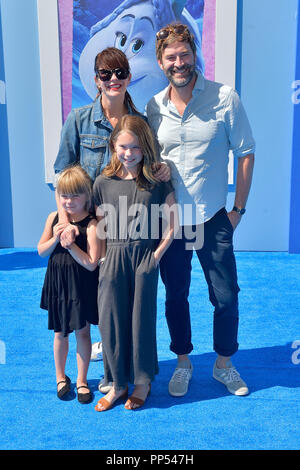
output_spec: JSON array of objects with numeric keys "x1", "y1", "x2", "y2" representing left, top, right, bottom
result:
[
  {"x1": 102, "y1": 115, "x2": 159, "y2": 190},
  {"x1": 56, "y1": 165, "x2": 93, "y2": 211},
  {"x1": 94, "y1": 47, "x2": 138, "y2": 114}
]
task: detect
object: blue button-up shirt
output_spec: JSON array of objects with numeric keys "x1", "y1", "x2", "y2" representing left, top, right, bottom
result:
[
  {"x1": 54, "y1": 97, "x2": 141, "y2": 183},
  {"x1": 146, "y1": 73, "x2": 255, "y2": 225}
]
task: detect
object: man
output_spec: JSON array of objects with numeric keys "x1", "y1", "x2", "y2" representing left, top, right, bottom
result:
[{"x1": 146, "y1": 23, "x2": 255, "y2": 397}]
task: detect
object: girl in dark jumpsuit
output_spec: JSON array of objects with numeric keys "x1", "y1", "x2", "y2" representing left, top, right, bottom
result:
[{"x1": 93, "y1": 115, "x2": 176, "y2": 411}]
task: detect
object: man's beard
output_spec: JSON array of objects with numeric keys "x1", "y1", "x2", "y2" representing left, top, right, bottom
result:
[{"x1": 165, "y1": 63, "x2": 196, "y2": 88}]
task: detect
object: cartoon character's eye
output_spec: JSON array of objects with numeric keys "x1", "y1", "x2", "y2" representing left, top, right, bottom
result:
[
  {"x1": 115, "y1": 32, "x2": 127, "y2": 50},
  {"x1": 131, "y1": 38, "x2": 144, "y2": 54}
]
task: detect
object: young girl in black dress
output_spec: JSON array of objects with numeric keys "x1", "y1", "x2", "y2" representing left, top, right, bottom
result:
[{"x1": 38, "y1": 166, "x2": 103, "y2": 403}]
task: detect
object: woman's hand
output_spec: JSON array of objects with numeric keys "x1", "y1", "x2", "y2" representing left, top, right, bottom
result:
[{"x1": 152, "y1": 162, "x2": 171, "y2": 182}]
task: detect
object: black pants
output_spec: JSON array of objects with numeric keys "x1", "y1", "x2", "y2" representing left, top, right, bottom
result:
[{"x1": 159, "y1": 208, "x2": 240, "y2": 358}]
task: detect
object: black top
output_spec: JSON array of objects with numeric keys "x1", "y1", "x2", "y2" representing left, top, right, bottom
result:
[{"x1": 40, "y1": 213, "x2": 99, "y2": 336}]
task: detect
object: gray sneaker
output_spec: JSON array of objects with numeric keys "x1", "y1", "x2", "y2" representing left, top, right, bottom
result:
[
  {"x1": 168, "y1": 359, "x2": 193, "y2": 397},
  {"x1": 213, "y1": 360, "x2": 249, "y2": 396},
  {"x1": 98, "y1": 377, "x2": 113, "y2": 394}
]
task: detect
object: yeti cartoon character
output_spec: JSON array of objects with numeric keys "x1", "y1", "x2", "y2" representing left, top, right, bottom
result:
[{"x1": 79, "y1": 0, "x2": 204, "y2": 111}]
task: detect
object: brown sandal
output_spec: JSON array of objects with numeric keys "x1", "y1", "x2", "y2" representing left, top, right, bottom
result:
[
  {"x1": 124, "y1": 384, "x2": 151, "y2": 410},
  {"x1": 95, "y1": 387, "x2": 128, "y2": 412}
]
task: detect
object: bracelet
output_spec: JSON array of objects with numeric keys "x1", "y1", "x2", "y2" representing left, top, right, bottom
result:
[{"x1": 98, "y1": 257, "x2": 106, "y2": 266}]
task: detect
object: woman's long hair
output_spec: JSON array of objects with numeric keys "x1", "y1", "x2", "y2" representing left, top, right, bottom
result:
[
  {"x1": 94, "y1": 47, "x2": 139, "y2": 114},
  {"x1": 102, "y1": 115, "x2": 159, "y2": 190}
]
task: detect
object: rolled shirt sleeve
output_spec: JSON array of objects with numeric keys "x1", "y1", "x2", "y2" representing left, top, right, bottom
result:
[{"x1": 224, "y1": 89, "x2": 256, "y2": 158}]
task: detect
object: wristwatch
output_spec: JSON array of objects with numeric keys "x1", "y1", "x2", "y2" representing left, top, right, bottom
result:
[{"x1": 232, "y1": 206, "x2": 246, "y2": 215}]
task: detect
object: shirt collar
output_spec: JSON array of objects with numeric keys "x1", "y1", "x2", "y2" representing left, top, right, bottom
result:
[
  {"x1": 193, "y1": 71, "x2": 205, "y2": 93},
  {"x1": 162, "y1": 71, "x2": 205, "y2": 106}
]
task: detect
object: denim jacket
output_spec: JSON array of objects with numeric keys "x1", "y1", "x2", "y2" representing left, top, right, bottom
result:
[{"x1": 54, "y1": 97, "x2": 142, "y2": 182}]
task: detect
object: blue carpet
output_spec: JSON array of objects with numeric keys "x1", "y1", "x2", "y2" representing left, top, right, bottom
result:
[{"x1": 0, "y1": 249, "x2": 299, "y2": 450}]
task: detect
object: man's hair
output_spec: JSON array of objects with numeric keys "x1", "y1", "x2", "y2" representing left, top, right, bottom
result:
[{"x1": 155, "y1": 23, "x2": 196, "y2": 63}]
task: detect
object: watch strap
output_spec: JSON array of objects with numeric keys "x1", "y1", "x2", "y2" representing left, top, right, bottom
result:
[{"x1": 233, "y1": 206, "x2": 246, "y2": 215}]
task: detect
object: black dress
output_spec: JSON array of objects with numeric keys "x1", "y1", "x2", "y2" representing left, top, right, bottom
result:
[{"x1": 40, "y1": 213, "x2": 99, "y2": 336}]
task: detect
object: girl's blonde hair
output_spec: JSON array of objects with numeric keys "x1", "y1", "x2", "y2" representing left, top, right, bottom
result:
[
  {"x1": 102, "y1": 115, "x2": 159, "y2": 190},
  {"x1": 56, "y1": 165, "x2": 93, "y2": 211}
]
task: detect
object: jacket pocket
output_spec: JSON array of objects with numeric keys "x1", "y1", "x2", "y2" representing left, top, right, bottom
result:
[{"x1": 80, "y1": 135, "x2": 108, "y2": 176}]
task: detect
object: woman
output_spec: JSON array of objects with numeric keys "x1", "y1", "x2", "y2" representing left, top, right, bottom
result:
[
  {"x1": 55, "y1": 47, "x2": 169, "y2": 212},
  {"x1": 56, "y1": 47, "x2": 145, "y2": 183}
]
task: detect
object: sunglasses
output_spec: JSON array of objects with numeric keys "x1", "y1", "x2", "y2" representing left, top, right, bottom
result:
[
  {"x1": 156, "y1": 24, "x2": 191, "y2": 40},
  {"x1": 96, "y1": 67, "x2": 130, "y2": 82}
]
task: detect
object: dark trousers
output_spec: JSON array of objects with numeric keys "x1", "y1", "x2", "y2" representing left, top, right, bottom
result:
[{"x1": 159, "y1": 208, "x2": 240, "y2": 358}]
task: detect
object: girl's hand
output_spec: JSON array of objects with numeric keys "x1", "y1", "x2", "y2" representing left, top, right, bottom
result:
[
  {"x1": 152, "y1": 162, "x2": 171, "y2": 182},
  {"x1": 53, "y1": 222, "x2": 68, "y2": 240},
  {"x1": 153, "y1": 252, "x2": 160, "y2": 267},
  {"x1": 65, "y1": 219, "x2": 102, "y2": 272},
  {"x1": 60, "y1": 224, "x2": 79, "y2": 248},
  {"x1": 60, "y1": 237, "x2": 72, "y2": 249}
]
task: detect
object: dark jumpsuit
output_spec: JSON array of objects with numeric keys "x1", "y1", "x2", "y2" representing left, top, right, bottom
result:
[{"x1": 93, "y1": 175, "x2": 173, "y2": 389}]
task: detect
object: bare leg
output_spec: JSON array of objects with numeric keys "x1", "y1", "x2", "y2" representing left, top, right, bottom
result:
[
  {"x1": 178, "y1": 354, "x2": 189, "y2": 362},
  {"x1": 75, "y1": 324, "x2": 91, "y2": 393},
  {"x1": 216, "y1": 355, "x2": 231, "y2": 369},
  {"x1": 54, "y1": 332, "x2": 69, "y2": 392}
]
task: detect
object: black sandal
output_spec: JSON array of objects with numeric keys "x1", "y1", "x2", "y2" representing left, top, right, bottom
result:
[
  {"x1": 57, "y1": 375, "x2": 71, "y2": 399},
  {"x1": 77, "y1": 384, "x2": 92, "y2": 404}
]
